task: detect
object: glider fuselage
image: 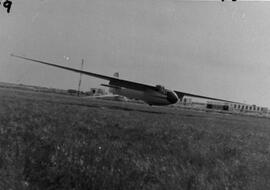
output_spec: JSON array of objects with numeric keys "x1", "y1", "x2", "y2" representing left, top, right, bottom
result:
[{"x1": 110, "y1": 86, "x2": 178, "y2": 105}]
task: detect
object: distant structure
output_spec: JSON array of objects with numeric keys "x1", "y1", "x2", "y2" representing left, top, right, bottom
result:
[
  {"x1": 67, "y1": 89, "x2": 85, "y2": 96},
  {"x1": 182, "y1": 97, "x2": 192, "y2": 105},
  {"x1": 67, "y1": 87, "x2": 107, "y2": 96},
  {"x1": 228, "y1": 103, "x2": 268, "y2": 114},
  {"x1": 207, "y1": 101, "x2": 268, "y2": 114},
  {"x1": 178, "y1": 98, "x2": 268, "y2": 115},
  {"x1": 206, "y1": 101, "x2": 229, "y2": 111},
  {"x1": 89, "y1": 88, "x2": 107, "y2": 96}
]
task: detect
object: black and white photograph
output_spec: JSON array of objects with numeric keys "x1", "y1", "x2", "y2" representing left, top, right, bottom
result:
[{"x1": 1, "y1": 0, "x2": 270, "y2": 189}]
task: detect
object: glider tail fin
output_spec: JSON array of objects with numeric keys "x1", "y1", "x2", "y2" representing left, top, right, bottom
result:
[{"x1": 113, "y1": 72, "x2": 119, "y2": 78}]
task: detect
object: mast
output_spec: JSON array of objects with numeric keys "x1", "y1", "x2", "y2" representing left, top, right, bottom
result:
[{"x1": 77, "y1": 59, "x2": 84, "y2": 96}]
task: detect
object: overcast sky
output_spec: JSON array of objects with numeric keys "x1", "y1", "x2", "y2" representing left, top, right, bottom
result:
[{"x1": 1, "y1": 0, "x2": 270, "y2": 106}]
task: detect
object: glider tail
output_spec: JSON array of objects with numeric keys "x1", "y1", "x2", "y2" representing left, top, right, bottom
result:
[{"x1": 113, "y1": 72, "x2": 119, "y2": 78}]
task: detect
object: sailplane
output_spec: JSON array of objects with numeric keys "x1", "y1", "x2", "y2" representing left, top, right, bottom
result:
[{"x1": 11, "y1": 54, "x2": 237, "y2": 106}]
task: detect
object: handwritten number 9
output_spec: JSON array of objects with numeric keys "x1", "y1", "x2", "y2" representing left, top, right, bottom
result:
[{"x1": 3, "y1": 0, "x2": 12, "y2": 13}]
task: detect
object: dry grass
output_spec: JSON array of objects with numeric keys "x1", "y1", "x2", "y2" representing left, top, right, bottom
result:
[{"x1": 1, "y1": 87, "x2": 270, "y2": 190}]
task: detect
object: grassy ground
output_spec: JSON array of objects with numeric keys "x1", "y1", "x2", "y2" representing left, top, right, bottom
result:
[{"x1": 1, "y1": 87, "x2": 270, "y2": 190}]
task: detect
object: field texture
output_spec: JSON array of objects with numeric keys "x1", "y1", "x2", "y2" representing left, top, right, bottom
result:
[{"x1": 1, "y1": 87, "x2": 270, "y2": 190}]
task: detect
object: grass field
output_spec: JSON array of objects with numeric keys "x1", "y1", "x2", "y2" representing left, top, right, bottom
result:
[{"x1": 1, "y1": 87, "x2": 270, "y2": 190}]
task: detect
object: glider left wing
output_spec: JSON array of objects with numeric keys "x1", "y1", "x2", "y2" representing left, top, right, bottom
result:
[{"x1": 11, "y1": 54, "x2": 157, "y2": 92}]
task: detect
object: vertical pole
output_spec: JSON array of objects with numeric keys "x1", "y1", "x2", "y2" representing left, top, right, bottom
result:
[{"x1": 77, "y1": 59, "x2": 84, "y2": 96}]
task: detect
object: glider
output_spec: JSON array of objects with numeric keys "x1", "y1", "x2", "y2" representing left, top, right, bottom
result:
[{"x1": 11, "y1": 54, "x2": 237, "y2": 106}]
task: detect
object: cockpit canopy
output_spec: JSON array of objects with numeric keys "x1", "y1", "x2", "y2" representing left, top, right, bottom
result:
[{"x1": 156, "y1": 85, "x2": 166, "y2": 94}]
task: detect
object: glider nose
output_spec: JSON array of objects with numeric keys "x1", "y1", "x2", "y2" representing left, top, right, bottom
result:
[{"x1": 167, "y1": 91, "x2": 179, "y2": 104}]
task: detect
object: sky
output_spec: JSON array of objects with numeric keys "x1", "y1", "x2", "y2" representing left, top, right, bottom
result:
[{"x1": 1, "y1": 0, "x2": 270, "y2": 107}]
